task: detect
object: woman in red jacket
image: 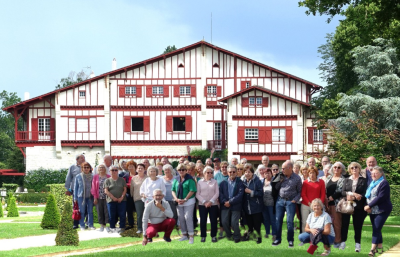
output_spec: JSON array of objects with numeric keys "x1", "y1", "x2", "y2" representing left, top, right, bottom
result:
[{"x1": 300, "y1": 166, "x2": 326, "y2": 232}]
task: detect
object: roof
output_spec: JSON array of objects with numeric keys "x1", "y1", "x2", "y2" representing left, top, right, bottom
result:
[
  {"x1": 3, "y1": 41, "x2": 321, "y2": 112},
  {"x1": 218, "y1": 85, "x2": 311, "y2": 106}
]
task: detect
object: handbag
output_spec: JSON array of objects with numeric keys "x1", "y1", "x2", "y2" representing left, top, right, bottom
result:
[
  {"x1": 336, "y1": 198, "x2": 355, "y2": 214},
  {"x1": 72, "y1": 201, "x2": 81, "y2": 221}
]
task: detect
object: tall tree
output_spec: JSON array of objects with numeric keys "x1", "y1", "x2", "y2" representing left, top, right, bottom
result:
[{"x1": 163, "y1": 45, "x2": 177, "y2": 54}]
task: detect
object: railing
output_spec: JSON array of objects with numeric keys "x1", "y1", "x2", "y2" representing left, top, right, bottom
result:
[
  {"x1": 15, "y1": 131, "x2": 55, "y2": 141},
  {"x1": 207, "y1": 140, "x2": 227, "y2": 151}
]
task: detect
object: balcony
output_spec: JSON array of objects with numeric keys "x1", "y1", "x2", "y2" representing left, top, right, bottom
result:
[
  {"x1": 15, "y1": 131, "x2": 55, "y2": 142},
  {"x1": 207, "y1": 140, "x2": 227, "y2": 151}
]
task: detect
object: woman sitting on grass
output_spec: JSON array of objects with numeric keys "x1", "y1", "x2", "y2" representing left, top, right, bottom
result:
[{"x1": 74, "y1": 161, "x2": 95, "y2": 231}]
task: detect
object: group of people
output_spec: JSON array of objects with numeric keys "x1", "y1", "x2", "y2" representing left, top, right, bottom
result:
[{"x1": 64, "y1": 152, "x2": 392, "y2": 256}]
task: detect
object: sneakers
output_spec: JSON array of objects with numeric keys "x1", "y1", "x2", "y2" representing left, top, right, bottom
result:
[
  {"x1": 109, "y1": 228, "x2": 116, "y2": 233},
  {"x1": 320, "y1": 250, "x2": 331, "y2": 256},
  {"x1": 163, "y1": 237, "x2": 171, "y2": 242},
  {"x1": 272, "y1": 240, "x2": 281, "y2": 246},
  {"x1": 189, "y1": 237, "x2": 194, "y2": 244},
  {"x1": 179, "y1": 236, "x2": 189, "y2": 241},
  {"x1": 333, "y1": 242, "x2": 340, "y2": 249},
  {"x1": 212, "y1": 237, "x2": 217, "y2": 243},
  {"x1": 136, "y1": 230, "x2": 142, "y2": 234},
  {"x1": 105, "y1": 227, "x2": 111, "y2": 233},
  {"x1": 80, "y1": 227, "x2": 86, "y2": 231},
  {"x1": 288, "y1": 241, "x2": 294, "y2": 248},
  {"x1": 298, "y1": 242, "x2": 305, "y2": 246},
  {"x1": 339, "y1": 242, "x2": 346, "y2": 250},
  {"x1": 88, "y1": 227, "x2": 96, "y2": 230},
  {"x1": 355, "y1": 243, "x2": 361, "y2": 252},
  {"x1": 201, "y1": 237, "x2": 206, "y2": 243},
  {"x1": 99, "y1": 226, "x2": 104, "y2": 232}
]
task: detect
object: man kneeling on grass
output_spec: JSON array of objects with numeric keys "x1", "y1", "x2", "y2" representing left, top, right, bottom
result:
[{"x1": 142, "y1": 189, "x2": 176, "y2": 245}]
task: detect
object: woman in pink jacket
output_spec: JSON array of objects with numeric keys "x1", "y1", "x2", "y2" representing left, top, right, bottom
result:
[{"x1": 91, "y1": 164, "x2": 111, "y2": 232}]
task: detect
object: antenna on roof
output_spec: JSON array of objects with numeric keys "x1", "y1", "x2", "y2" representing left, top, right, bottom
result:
[{"x1": 211, "y1": 12, "x2": 212, "y2": 44}]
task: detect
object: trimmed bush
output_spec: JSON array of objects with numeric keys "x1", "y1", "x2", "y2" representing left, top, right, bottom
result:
[
  {"x1": 48, "y1": 184, "x2": 71, "y2": 215},
  {"x1": 0, "y1": 201, "x2": 3, "y2": 218},
  {"x1": 3, "y1": 183, "x2": 19, "y2": 193},
  {"x1": 7, "y1": 194, "x2": 19, "y2": 217},
  {"x1": 25, "y1": 168, "x2": 68, "y2": 192},
  {"x1": 55, "y1": 201, "x2": 79, "y2": 246},
  {"x1": 27, "y1": 189, "x2": 35, "y2": 193},
  {"x1": 41, "y1": 194, "x2": 60, "y2": 229},
  {"x1": 391, "y1": 185, "x2": 400, "y2": 216},
  {"x1": 16, "y1": 193, "x2": 48, "y2": 204}
]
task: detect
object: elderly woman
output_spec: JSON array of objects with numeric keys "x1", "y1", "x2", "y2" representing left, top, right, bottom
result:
[
  {"x1": 196, "y1": 166, "x2": 219, "y2": 243},
  {"x1": 240, "y1": 158, "x2": 247, "y2": 165},
  {"x1": 298, "y1": 198, "x2": 335, "y2": 256},
  {"x1": 271, "y1": 164, "x2": 279, "y2": 177},
  {"x1": 172, "y1": 164, "x2": 197, "y2": 244},
  {"x1": 364, "y1": 166, "x2": 393, "y2": 256},
  {"x1": 186, "y1": 162, "x2": 196, "y2": 178},
  {"x1": 140, "y1": 166, "x2": 166, "y2": 204},
  {"x1": 321, "y1": 164, "x2": 333, "y2": 184},
  {"x1": 242, "y1": 166, "x2": 263, "y2": 244},
  {"x1": 130, "y1": 163, "x2": 147, "y2": 234},
  {"x1": 162, "y1": 164, "x2": 178, "y2": 222},
  {"x1": 260, "y1": 167, "x2": 277, "y2": 240},
  {"x1": 236, "y1": 164, "x2": 245, "y2": 177},
  {"x1": 325, "y1": 161, "x2": 346, "y2": 248},
  {"x1": 124, "y1": 160, "x2": 137, "y2": 229},
  {"x1": 300, "y1": 166, "x2": 326, "y2": 232},
  {"x1": 91, "y1": 164, "x2": 111, "y2": 232},
  {"x1": 118, "y1": 160, "x2": 128, "y2": 178},
  {"x1": 104, "y1": 165, "x2": 127, "y2": 233},
  {"x1": 195, "y1": 163, "x2": 205, "y2": 181},
  {"x1": 74, "y1": 161, "x2": 95, "y2": 231},
  {"x1": 340, "y1": 162, "x2": 368, "y2": 252}
]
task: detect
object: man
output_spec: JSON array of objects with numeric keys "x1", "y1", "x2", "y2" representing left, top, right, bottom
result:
[
  {"x1": 65, "y1": 153, "x2": 85, "y2": 229},
  {"x1": 205, "y1": 158, "x2": 213, "y2": 167},
  {"x1": 178, "y1": 157, "x2": 185, "y2": 164},
  {"x1": 143, "y1": 159, "x2": 150, "y2": 171},
  {"x1": 142, "y1": 189, "x2": 176, "y2": 245},
  {"x1": 308, "y1": 157, "x2": 324, "y2": 178},
  {"x1": 219, "y1": 165, "x2": 245, "y2": 243},
  {"x1": 94, "y1": 155, "x2": 113, "y2": 175},
  {"x1": 213, "y1": 157, "x2": 221, "y2": 176},
  {"x1": 240, "y1": 158, "x2": 247, "y2": 165},
  {"x1": 362, "y1": 156, "x2": 376, "y2": 186},
  {"x1": 230, "y1": 157, "x2": 238, "y2": 166},
  {"x1": 261, "y1": 155, "x2": 269, "y2": 167},
  {"x1": 273, "y1": 160, "x2": 302, "y2": 248},
  {"x1": 321, "y1": 156, "x2": 331, "y2": 166}
]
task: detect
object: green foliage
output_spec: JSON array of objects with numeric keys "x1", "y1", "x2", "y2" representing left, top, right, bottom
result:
[
  {"x1": 55, "y1": 201, "x2": 79, "y2": 246},
  {"x1": 7, "y1": 194, "x2": 19, "y2": 217},
  {"x1": 16, "y1": 193, "x2": 48, "y2": 204},
  {"x1": 27, "y1": 189, "x2": 35, "y2": 193},
  {"x1": 315, "y1": 95, "x2": 343, "y2": 128},
  {"x1": 163, "y1": 45, "x2": 177, "y2": 54},
  {"x1": 25, "y1": 168, "x2": 68, "y2": 192},
  {"x1": 190, "y1": 148, "x2": 228, "y2": 164},
  {"x1": 41, "y1": 194, "x2": 60, "y2": 229},
  {"x1": 391, "y1": 185, "x2": 400, "y2": 216},
  {"x1": 92, "y1": 205, "x2": 99, "y2": 224},
  {"x1": 48, "y1": 184, "x2": 71, "y2": 215},
  {"x1": 0, "y1": 201, "x2": 3, "y2": 218},
  {"x1": 2, "y1": 183, "x2": 18, "y2": 193}
]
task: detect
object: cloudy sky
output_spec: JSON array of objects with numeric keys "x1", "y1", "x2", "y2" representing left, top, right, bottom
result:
[{"x1": 0, "y1": 0, "x2": 340, "y2": 101}]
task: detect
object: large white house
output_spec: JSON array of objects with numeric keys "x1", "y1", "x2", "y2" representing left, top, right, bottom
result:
[{"x1": 3, "y1": 41, "x2": 326, "y2": 170}]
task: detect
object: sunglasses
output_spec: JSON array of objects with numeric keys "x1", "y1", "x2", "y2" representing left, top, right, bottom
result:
[
  {"x1": 333, "y1": 166, "x2": 341, "y2": 169},
  {"x1": 221, "y1": 166, "x2": 228, "y2": 168},
  {"x1": 178, "y1": 169, "x2": 187, "y2": 172},
  {"x1": 111, "y1": 169, "x2": 118, "y2": 172},
  {"x1": 228, "y1": 171, "x2": 236, "y2": 173},
  {"x1": 272, "y1": 169, "x2": 278, "y2": 171},
  {"x1": 206, "y1": 172, "x2": 213, "y2": 174},
  {"x1": 350, "y1": 167, "x2": 358, "y2": 169},
  {"x1": 83, "y1": 166, "x2": 90, "y2": 169}
]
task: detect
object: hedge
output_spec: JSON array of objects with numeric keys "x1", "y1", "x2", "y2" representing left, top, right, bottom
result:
[
  {"x1": 0, "y1": 201, "x2": 3, "y2": 218},
  {"x1": 48, "y1": 184, "x2": 71, "y2": 215},
  {"x1": 16, "y1": 193, "x2": 48, "y2": 204},
  {"x1": 391, "y1": 185, "x2": 400, "y2": 216},
  {"x1": 3, "y1": 183, "x2": 19, "y2": 193},
  {"x1": 25, "y1": 168, "x2": 68, "y2": 192}
]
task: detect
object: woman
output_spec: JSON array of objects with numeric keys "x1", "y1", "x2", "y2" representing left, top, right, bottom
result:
[
  {"x1": 300, "y1": 164, "x2": 309, "y2": 182},
  {"x1": 271, "y1": 164, "x2": 279, "y2": 177},
  {"x1": 118, "y1": 160, "x2": 128, "y2": 178},
  {"x1": 130, "y1": 163, "x2": 147, "y2": 234},
  {"x1": 293, "y1": 163, "x2": 301, "y2": 175},
  {"x1": 172, "y1": 164, "x2": 197, "y2": 244},
  {"x1": 300, "y1": 166, "x2": 326, "y2": 232},
  {"x1": 325, "y1": 161, "x2": 346, "y2": 248},
  {"x1": 187, "y1": 161, "x2": 199, "y2": 230},
  {"x1": 321, "y1": 164, "x2": 333, "y2": 184},
  {"x1": 298, "y1": 198, "x2": 335, "y2": 256},
  {"x1": 156, "y1": 162, "x2": 164, "y2": 176},
  {"x1": 91, "y1": 164, "x2": 110, "y2": 232},
  {"x1": 74, "y1": 161, "x2": 95, "y2": 231},
  {"x1": 195, "y1": 163, "x2": 205, "y2": 181},
  {"x1": 236, "y1": 164, "x2": 244, "y2": 177},
  {"x1": 260, "y1": 167, "x2": 277, "y2": 241},
  {"x1": 296, "y1": 164, "x2": 309, "y2": 233},
  {"x1": 196, "y1": 166, "x2": 219, "y2": 243},
  {"x1": 124, "y1": 160, "x2": 137, "y2": 229},
  {"x1": 140, "y1": 166, "x2": 166, "y2": 204},
  {"x1": 162, "y1": 164, "x2": 178, "y2": 223},
  {"x1": 242, "y1": 166, "x2": 263, "y2": 244},
  {"x1": 104, "y1": 165, "x2": 127, "y2": 233},
  {"x1": 364, "y1": 166, "x2": 393, "y2": 256},
  {"x1": 187, "y1": 162, "x2": 197, "y2": 179},
  {"x1": 340, "y1": 162, "x2": 368, "y2": 252}
]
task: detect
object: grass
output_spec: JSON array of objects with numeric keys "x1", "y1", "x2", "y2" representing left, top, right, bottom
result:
[
  {"x1": 0, "y1": 223, "x2": 56, "y2": 239},
  {"x1": 1, "y1": 215, "x2": 44, "y2": 222},
  {"x1": 15, "y1": 206, "x2": 45, "y2": 212}
]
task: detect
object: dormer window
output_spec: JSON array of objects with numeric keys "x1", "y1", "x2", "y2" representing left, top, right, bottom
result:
[{"x1": 79, "y1": 91, "x2": 86, "y2": 98}]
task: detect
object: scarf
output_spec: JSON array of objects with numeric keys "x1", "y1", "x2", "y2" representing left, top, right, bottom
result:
[
  {"x1": 365, "y1": 176, "x2": 384, "y2": 199},
  {"x1": 177, "y1": 173, "x2": 193, "y2": 199}
]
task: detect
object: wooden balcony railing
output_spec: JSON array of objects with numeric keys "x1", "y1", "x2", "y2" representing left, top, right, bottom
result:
[
  {"x1": 207, "y1": 140, "x2": 226, "y2": 151},
  {"x1": 15, "y1": 131, "x2": 55, "y2": 142}
]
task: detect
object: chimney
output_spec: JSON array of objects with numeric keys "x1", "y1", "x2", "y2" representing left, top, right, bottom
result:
[
  {"x1": 24, "y1": 92, "x2": 30, "y2": 101},
  {"x1": 112, "y1": 58, "x2": 117, "y2": 71},
  {"x1": 90, "y1": 71, "x2": 95, "y2": 78}
]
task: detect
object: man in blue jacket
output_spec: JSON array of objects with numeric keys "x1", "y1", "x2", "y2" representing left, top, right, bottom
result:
[{"x1": 219, "y1": 164, "x2": 244, "y2": 243}]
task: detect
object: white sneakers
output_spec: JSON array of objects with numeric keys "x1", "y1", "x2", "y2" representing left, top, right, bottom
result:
[
  {"x1": 189, "y1": 237, "x2": 194, "y2": 244},
  {"x1": 339, "y1": 242, "x2": 346, "y2": 250},
  {"x1": 179, "y1": 236, "x2": 189, "y2": 241},
  {"x1": 355, "y1": 243, "x2": 361, "y2": 252}
]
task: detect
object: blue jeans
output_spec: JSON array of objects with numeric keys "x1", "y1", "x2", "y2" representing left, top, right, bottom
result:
[
  {"x1": 276, "y1": 197, "x2": 296, "y2": 242},
  {"x1": 262, "y1": 205, "x2": 277, "y2": 236},
  {"x1": 298, "y1": 232, "x2": 335, "y2": 246},
  {"x1": 107, "y1": 201, "x2": 127, "y2": 229},
  {"x1": 77, "y1": 197, "x2": 93, "y2": 228}
]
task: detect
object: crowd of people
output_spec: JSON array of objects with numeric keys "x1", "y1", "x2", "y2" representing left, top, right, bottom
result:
[{"x1": 64, "y1": 151, "x2": 393, "y2": 256}]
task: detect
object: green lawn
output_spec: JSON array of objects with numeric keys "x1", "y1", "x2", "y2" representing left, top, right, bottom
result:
[
  {"x1": 0, "y1": 223, "x2": 56, "y2": 239},
  {"x1": 15, "y1": 206, "x2": 45, "y2": 212},
  {"x1": 1, "y1": 215, "x2": 44, "y2": 222}
]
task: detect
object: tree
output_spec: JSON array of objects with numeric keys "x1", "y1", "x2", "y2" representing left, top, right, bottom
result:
[
  {"x1": 55, "y1": 201, "x2": 79, "y2": 246},
  {"x1": 163, "y1": 45, "x2": 177, "y2": 54},
  {"x1": 6, "y1": 194, "x2": 19, "y2": 217},
  {"x1": 41, "y1": 194, "x2": 60, "y2": 229},
  {"x1": 56, "y1": 70, "x2": 89, "y2": 89}
]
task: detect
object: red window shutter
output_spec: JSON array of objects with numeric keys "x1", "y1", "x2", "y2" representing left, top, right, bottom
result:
[
  {"x1": 308, "y1": 127, "x2": 314, "y2": 144},
  {"x1": 146, "y1": 86, "x2": 152, "y2": 97},
  {"x1": 323, "y1": 133, "x2": 327, "y2": 144},
  {"x1": 166, "y1": 116, "x2": 173, "y2": 132},
  {"x1": 191, "y1": 85, "x2": 196, "y2": 97},
  {"x1": 174, "y1": 85, "x2": 180, "y2": 97},
  {"x1": 163, "y1": 85, "x2": 169, "y2": 97},
  {"x1": 136, "y1": 86, "x2": 142, "y2": 97},
  {"x1": 50, "y1": 118, "x2": 55, "y2": 140},
  {"x1": 204, "y1": 86, "x2": 208, "y2": 97},
  {"x1": 237, "y1": 127, "x2": 245, "y2": 144},
  {"x1": 242, "y1": 97, "x2": 249, "y2": 107},
  {"x1": 143, "y1": 116, "x2": 150, "y2": 132},
  {"x1": 258, "y1": 128, "x2": 266, "y2": 144},
  {"x1": 286, "y1": 126, "x2": 293, "y2": 144},
  {"x1": 124, "y1": 117, "x2": 131, "y2": 132},
  {"x1": 217, "y1": 86, "x2": 222, "y2": 97},
  {"x1": 119, "y1": 86, "x2": 125, "y2": 98},
  {"x1": 31, "y1": 118, "x2": 38, "y2": 140},
  {"x1": 265, "y1": 127, "x2": 272, "y2": 144},
  {"x1": 185, "y1": 116, "x2": 192, "y2": 132},
  {"x1": 262, "y1": 97, "x2": 269, "y2": 107}
]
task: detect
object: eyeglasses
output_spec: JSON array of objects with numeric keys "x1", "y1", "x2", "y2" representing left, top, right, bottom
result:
[
  {"x1": 83, "y1": 166, "x2": 90, "y2": 169},
  {"x1": 221, "y1": 166, "x2": 227, "y2": 169},
  {"x1": 228, "y1": 171, "x2": 236, "y2": 174},
  {"x1": 272, "y1": 169, "x2": 278, "y2": 171},
  {"x1": 111, "y1": 169, "x2": 118, "y2": 172},
  {"x1": 350, "y1": 167, "x2": 358, "y2": 169},
  {"x1": 206, "y1": 172, "x2": 213, "y2": 174},
  {"x1": 333, "y1": 166, "x2": 341, "y2": 169},
  {"x1": 237, "y1": 168, "x2": 243, "y2": 170},
  {"x1": 178, "y1": 169, "x2": 186, "y2": 172}
]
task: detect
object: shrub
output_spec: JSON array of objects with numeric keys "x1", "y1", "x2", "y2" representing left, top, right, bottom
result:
[
  {"x1": 27, "y1": 189, "x2": 35, "y2": 193},
  {"x1": 16, "y1": 193, "x2": 48, "y2": 204},
  {"x1": 7, "y1": 194, "x2": 19, "y2": 217},
  {"x1": 391, "y1": 185, "x2": 400, "y2": 216},
  {"x1": 93, "y1": 205, "x2": 99, "y2": 224},
  {"x1": 55, "y1": 201, "x2": 79, "y2": 246},
  {"x1": 25, "y1": 168, "x2": 68, "y2": 192},
  {"x1": 48, "y1": 184, "x2": 71, "y2": 215},
  {"x1": 40, "y1": 187, "x2": 49, "y2": 193},
  {"x1": 41, "y1": 194, "x2": 60, "y2": 229},
  {"x1": 0, "y1": 201, "x2": 3, "y2": 218},
  {"x1": 3, "y1": 183, "x2": 19, "y2": 193}
]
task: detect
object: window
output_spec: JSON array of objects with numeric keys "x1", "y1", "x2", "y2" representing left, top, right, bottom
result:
[
  {"x1": 152, "y1": 86, "x2": 164, "y2": 95},
  {"x1": 69, "y1": 118, "x2": 75, "y2": 132},
  {"x1": 77, "y1": 119, "x2": 88, "y2": 132},
  {"x1": 89, "y1": 118, "x2": 96, "y2": 132},
  {"x1": 125, "y1": 86, "x2": 136, "y2": 95},
  {"x1": 207, "y1": 86, "x2": 217, "y2": 95},
  {"x1": 179, "y1": 86, "x2": 191, "y2": 95},
  {"x1": 131, "y1": 118, "x2": 144, "y2": 131},
  {"x1": 79, "y1": 91, "x2": 86, "y2": 98},
  {"x1": 272, "y1": 128, "x2": 286, "y2": 142},
  {"x1": 249, "y1": 97, "x2": 255, "y2": 105},
  {"x1": 256, "y1": 97, "x2": 262, "y2": 105},
  {"x1": 245, "y1": 128, "x2": 258, "y2": 140},
  {"x1": 69, "y1": 118, "x2": 96, "y2": 133},
  {"x1": 214, "y1": 123, "x2": 221, "y2": 140},
  {"x1": 38, "y1": 118, "x2": 50, "y2": 132},
  {"x1": 173, "y1": 117, "x2": 186, "y2": 131},
  {"x1": 313, "y1": 129, "x2": 323, "y2": 142},
  {"x1": 245, "y1": 82, "x2": 250, "y2": 88}
]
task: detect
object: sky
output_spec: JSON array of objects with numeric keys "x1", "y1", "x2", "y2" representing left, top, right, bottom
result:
[{"x1": 0, "y1": 0, "x2": 340, "y2": 102}]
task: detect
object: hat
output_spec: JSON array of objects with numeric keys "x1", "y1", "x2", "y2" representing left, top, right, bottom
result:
[{"x1": 213, "y1": 157, "x2": 221, "y2": 162}]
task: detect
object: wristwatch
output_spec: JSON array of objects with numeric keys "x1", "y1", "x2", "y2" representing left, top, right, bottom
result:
[{"x1": 184, "y1": 198, "x2": 188, "y2": 202}]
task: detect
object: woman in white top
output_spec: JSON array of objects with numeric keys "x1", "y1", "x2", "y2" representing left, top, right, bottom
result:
[{"x1": 140, "y1": 166, "x2": 166, "y2": 204}]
